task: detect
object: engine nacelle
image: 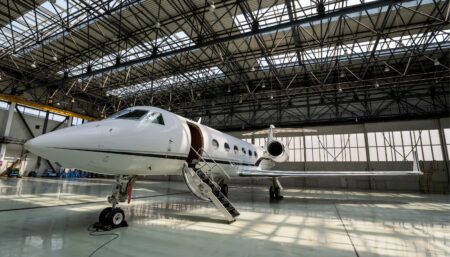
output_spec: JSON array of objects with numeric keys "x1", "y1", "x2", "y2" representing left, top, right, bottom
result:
[{"x1": 266, "y1": 140, "x2": 289, "y2": 163}]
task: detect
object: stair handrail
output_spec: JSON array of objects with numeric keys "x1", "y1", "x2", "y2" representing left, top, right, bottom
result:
[
  {"x1": 200, "y1": 147, "x2": 231, "y2": 179},
  {"x1": 189, "y1": 146, "x2": 230, "y2": 179}
]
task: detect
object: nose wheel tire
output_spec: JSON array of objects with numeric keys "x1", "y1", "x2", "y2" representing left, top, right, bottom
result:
[
  {"x1": 107, "y1": 208, "x2": 125, "y2": 228},
  {"x1": 99, "y1": 207, "x2": 126, "y2": 228},
  {"x1": 99, "y1": 207, "x2": 113, "y2": 224}
]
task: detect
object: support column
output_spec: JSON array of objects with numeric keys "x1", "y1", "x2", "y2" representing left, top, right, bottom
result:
[
  {"x1": 67, "y1": 116, "x2": 73, "y2": 127},
  {"x1": 363, "y1": 123, "x2": 374, "y2": 190},
  {"x1": 36, "y1": 111, "x2": 50, "y2": 170},
  {"x1": 0, "y1": 102, "x2": 17, "y2": 165},
  {"x1": 438, "y1": 119, "x2": 449, "y2": 193},
  {"x1": 302, "y1": 133, "x2": 307, "y2": 171}
]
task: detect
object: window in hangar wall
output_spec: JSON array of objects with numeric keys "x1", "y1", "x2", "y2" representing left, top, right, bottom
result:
[
  {"x1": 0, "y1": 100, "x2": 9, "y2": 110},
  {"x1": 444, "y1": 128, "x2": 450, "y2": 160},
  {"x1": 244, "y1": 129, "x2": 445, "y2": 162},
  {"x1": 367, "y1": 130, "x2": 443, "y2": 161}
]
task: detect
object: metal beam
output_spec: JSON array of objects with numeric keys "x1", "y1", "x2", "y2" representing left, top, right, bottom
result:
[
  {"x1": 0, "y1": 93, "x2": 96, "y2": 120},
  {"x1": 51, "y1": 0, "x2": 411, "y2": 82}
]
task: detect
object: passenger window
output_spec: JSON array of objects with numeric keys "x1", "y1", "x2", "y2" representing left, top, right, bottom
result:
[
  {"x1": 234, "y1": 145, "x2": 238, "y2": 154},
  {"x1": 254, "y1": 151, "x2": 258, "y2": 158},
  {"x1": 212, "y1": 139, "x2": 219, "y2": 150},
  {"x1": 113, "y1": 109, "x2": 148, "y2": 120},
  {"x1": 249, "y1": 150, "x2": 252, "y2": 157},
  {"x1": 148, "y1": 112, "x2": 164, "y2": 125},
  {"x1": 241, "y1": 147, "x2": 246, "y2": 155},
  {"x1": 224, "y1": 143, "x2": 230, "y2": 152}
]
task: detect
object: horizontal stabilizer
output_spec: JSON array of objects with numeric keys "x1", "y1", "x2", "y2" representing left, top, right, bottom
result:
[{"x1": 242, "y1": 127, "x2": 316, "y2": 136}]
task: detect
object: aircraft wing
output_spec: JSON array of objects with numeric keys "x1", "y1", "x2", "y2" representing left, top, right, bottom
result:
[
  {"x1": 239, "y1": 151, "x2": 422, "y2": 178},
  {"x1": 237, "y1": 169, "x2": 423, "y2": 177}
]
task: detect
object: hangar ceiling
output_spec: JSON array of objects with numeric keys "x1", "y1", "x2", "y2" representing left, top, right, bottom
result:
[{"x1": 0, "y1": 0, "x2": 448, "y2": 130}]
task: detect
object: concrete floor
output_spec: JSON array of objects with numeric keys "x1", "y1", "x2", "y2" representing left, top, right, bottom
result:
[{"x1": 0, "y1": 178, "x2": 449, "y2": 257}]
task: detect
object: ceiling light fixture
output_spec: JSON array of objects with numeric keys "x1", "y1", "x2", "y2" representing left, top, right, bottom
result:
[
  {"x1": 209, "y1": 1, "x2": 216, "y2": 12},
  {"x1": 384, "y1": 66, "x2": 390, "y2": 72},
  {"x1": 154, "y1": 21, "x2": 161, "y2": 29},
  {"x1": 340, "y1": 71, "x2": 345, "y2": 78},
  {"x1": 30, "y1": 62, "x2": 37, "y2": 68},
  {"x1": 338, "y1": 86, "x2": 343, "y2": 93},
  {"x1": 375, "y1": 82, "x2": 380, "y2": 88},
  {"x1": 433, "y1": 59, "x2": 440, "y2": 66}
]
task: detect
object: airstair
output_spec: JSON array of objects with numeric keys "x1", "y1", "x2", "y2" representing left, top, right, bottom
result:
[{"x1": 182, "y1": 147, "x2": 240, "y2": 223}]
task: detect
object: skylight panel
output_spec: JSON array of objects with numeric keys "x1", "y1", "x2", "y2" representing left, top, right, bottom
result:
[
  {"x1": 62, "y1": 31, "x2": 194, "y2": 76},
  {"x1": 257, "y1": 52, "x2": 298, "y2": 68},
  {"x1": 107, "y1": 66, "x2": 224, "y2": 98},
  {"x1": 0, "y1": 0, "x2": 124, "y2": 52},
  {"x1": 152, "y1": 31, "x2": 195, "y2": 53},
  {"x1": 257, "y1": 29, "x2": 450, "y2": 69},
  {"x1": 233, "y1": 0, "x2": 402, "y2": 34},
  {"x1": 233, "y1": 4, "x2": 290, "y2": 33}
]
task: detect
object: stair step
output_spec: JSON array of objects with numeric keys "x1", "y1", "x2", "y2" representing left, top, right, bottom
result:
[{"x1": 189, "y1": 166, "x2": 239, "y2": 221}]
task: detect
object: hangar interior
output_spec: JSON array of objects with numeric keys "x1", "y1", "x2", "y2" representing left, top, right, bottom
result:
[{"x1": 0, "y1": 0, "x2": 449, "y2": 257}]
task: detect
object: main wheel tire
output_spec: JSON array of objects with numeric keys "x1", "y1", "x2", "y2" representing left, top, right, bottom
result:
[
  {"x1": 221, "y1": 184, "x2": 229, "y2": 196},
  {"x1": 269, "y1": 186, "x2": 275, "y2": 199},
  {"x1": 274, "y1": 187, "x2": 280, "y2": 198},
  {"x1": 107, "y1": 208, "x2": 125, "y2": 228},
  {"x1": 99, "y1": 207, "x2": 112, "y2": 224}
]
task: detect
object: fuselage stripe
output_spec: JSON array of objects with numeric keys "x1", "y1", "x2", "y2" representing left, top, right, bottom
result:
[{"x1": 52, "y1": 147, "x2": 258, "y2": 167}]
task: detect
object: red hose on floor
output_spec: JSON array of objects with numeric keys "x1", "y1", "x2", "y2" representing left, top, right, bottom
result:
[{"x1": 127, "y1": 184, "x2": 132, "y2": 204}]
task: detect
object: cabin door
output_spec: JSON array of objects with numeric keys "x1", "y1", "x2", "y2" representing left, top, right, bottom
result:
[{"x1": 186, "y1": 123, "x2": 203, "y2": 164}]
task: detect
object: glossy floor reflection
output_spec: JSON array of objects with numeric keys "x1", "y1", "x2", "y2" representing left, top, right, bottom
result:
[{"x1": 0, "y1": 177, "x2": 449, "y2": 257}]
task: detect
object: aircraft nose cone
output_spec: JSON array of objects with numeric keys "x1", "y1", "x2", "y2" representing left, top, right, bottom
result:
[{"x1": 24, "y1": 137, "x2": 45, "y2": 155}]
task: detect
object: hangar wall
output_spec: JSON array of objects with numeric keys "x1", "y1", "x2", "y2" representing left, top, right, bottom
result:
[
  {"x1": 1, "y1": 105, "x2": 448, "y2": 193},
  {"x1": 227, "y1": 118, "x2": 450, "y2": 193},
  {"x1": 0, "y1": 104, "x2": 71, "y2": 174}
]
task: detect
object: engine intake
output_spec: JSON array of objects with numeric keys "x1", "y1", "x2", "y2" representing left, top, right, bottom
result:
[
  {"x1": 267, "y1": 141, "x2": 284, "y2": 156},
  {"x1": 266, "y1": 140, "x2": 288, "y2": 162}
]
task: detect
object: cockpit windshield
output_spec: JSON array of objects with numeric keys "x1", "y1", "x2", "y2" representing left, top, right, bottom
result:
[{"x1": 109, "y1": 109, "x2": 148, "y2": 120}]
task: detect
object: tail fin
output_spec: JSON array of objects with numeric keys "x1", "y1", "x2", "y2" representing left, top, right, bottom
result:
[{"x1": 268, "y1": 124, "x2": 275, "y2": 141}]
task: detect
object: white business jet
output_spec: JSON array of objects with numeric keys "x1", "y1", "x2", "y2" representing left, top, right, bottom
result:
[{"x1": 24, "y1": 106, "x2": 421, "y2": 227}]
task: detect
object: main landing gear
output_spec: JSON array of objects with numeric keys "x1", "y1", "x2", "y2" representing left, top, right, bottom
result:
[
  {"x1": 269, "y1": 177, "x2": 283, "y2": 200},
  {"x1": 220, "y1": 184, "x2": 228, "y2": 197},
  {"x1": 216, "y1": 177, "x2": 229, "y2": 197},
  {"x1": 98, "y1": 175, "x2": 137, "y2": 228}
]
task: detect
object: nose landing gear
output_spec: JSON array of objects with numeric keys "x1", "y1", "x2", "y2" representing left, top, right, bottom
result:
[{"x1": 98, "y1": 175, "x2": 137, "y2": 228}]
